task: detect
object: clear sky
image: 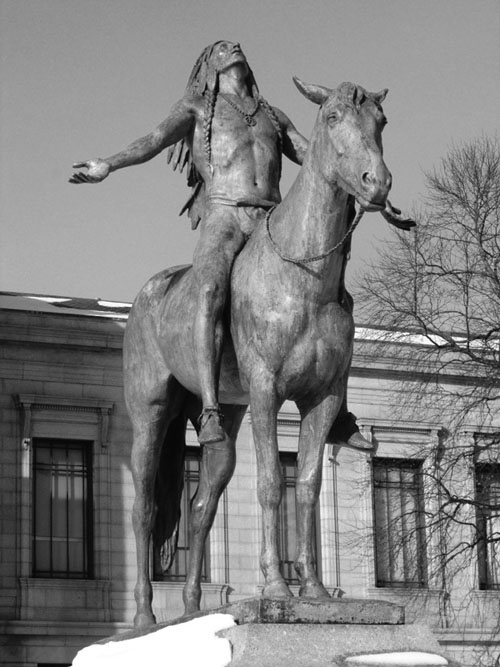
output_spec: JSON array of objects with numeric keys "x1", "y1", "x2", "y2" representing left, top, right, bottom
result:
[{"x1": 1, "y1": 0, "x2": 499, "y2": 303}]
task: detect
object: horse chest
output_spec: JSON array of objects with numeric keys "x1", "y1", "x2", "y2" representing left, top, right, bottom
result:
[
  {"x1": 234, "y1": 294, "x2": 353, "y2": 396},
  {"x1": 281, "y1": 314, "x2": 352, "y2": 389}
]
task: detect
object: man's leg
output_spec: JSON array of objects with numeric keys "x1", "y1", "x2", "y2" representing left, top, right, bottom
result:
[
  {"x1": 192, "y1": 209, "x2": 245, "y2": 445},
  {"x1": 330, "y1": 279, "x2": 373, "y2": 452}
]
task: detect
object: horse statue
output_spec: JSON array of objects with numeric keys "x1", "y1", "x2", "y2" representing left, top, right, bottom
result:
[{"x1": 124, "y1": 77, "x2": 392, "y2": 627}]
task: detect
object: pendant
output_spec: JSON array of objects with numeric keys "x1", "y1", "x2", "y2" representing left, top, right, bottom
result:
[{"x1": 245, "y1": 115, "x2": 257, "y2": 126}]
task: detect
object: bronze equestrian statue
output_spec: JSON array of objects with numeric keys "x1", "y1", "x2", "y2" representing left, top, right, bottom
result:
[
  {"x1": 70, "y1": 41, "x2": 413, "y2": 627},
  {"x1": 70, "y1": 40, "x2": 410, "y2": 450}
]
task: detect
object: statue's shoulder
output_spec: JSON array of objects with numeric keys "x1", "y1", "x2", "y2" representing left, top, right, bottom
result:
[
  {"x1": 179, "y1": 93, "x2": 205, "y2": 117},
  {"x1": 167, "y1": 94, "x2": 205, "y2": 127}
]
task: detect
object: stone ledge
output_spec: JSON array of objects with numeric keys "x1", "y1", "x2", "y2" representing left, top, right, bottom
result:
[
  {"x1": 208, "y1": 597, "x2": 405, "y2": 626},
  {"x1": 104, "y1": 597, "x2": 405, "y2": 644}
]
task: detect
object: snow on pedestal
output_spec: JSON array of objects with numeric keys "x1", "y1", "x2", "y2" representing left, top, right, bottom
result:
[
  {"x1": 72, "y1": 614, "x2": 236, "y2": 667},
  {"x1": 345, "y1": 652, "x2": 448, "y2": 665}
]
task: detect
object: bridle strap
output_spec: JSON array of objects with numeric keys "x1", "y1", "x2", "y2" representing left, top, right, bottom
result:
[{"x1": 265, "y1": 205, "x2": 365, "y2": 265}]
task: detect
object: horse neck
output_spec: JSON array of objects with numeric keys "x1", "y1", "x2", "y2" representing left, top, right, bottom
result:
[{"x1": 271, "y1": 151, "x2": 351, "y2": 274}]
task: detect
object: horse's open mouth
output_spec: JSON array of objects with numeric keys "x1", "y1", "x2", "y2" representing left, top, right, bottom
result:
[{"x1": 354, "y1": 194, "x2": 386, "y2": 212}]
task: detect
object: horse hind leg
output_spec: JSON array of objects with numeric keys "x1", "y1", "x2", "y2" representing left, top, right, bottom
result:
[
  {"x1": 129, "y1": 377, "x2": 187, "y2": 628},
  {"x1": 182, "y1": 401, "x2": 246, "y2": 615}
]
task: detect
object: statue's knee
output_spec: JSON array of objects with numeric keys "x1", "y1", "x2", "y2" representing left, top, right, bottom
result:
[
  {"x1": 257, "y1": 480, "x2": 282, "y2": 509},
  {"x1": 198, "y1": 282, "x2": 217, "y2": 301},
  {"x1": 198, "y1": 281, "x2": 227, "y2": 312},
  {"x1": 295, "y1": 480, "x2": 317, "y2": 505}
]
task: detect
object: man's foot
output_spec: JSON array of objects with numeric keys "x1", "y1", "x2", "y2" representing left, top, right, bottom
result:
[
  {"x1": 328, "y1": 411, "x2": 375, "y2": 453},
  {"x1": 345, "y1": 430, "x2": 375, "y2": 453},
  {"x1": 198, "y1": 407, "x2": 225, "y2": 445}
]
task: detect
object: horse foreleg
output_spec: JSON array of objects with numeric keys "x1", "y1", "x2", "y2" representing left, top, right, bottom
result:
[
  {"x1": 295, "y1": 393, "x2": 343, "y2": 598},
  {"x1": 130, "y1": 413, "x2": 167, "y2": 627},
  {"x1": 251, "y1": 375, "x2": 292, "y2": 598},
  {"x1": 183, "y1": 404, "x2": 245, "y2": 614}
]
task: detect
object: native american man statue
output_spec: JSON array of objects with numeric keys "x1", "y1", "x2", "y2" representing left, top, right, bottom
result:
[{"x1": 70, "y1": 40, "x2": 413, "y2": 447}]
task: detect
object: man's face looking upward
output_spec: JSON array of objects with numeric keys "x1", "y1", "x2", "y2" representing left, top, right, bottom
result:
[{"x1": 212, "y1": 41, "x2": 248, "y2": 74}]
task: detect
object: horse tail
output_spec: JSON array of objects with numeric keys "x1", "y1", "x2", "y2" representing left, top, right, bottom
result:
[{"x1": 153, "y1": 412, "x2": 188, "y2": 573}]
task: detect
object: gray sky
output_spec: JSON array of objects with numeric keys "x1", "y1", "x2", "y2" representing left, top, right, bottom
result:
[{"x1": 2, "y1": 0, "x2": 499, "y2": 303}]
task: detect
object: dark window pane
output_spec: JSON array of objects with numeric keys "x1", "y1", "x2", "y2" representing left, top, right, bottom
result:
[
  {"x1": 33, "y1": 439, "x2": 93, "y2": 578},
  {"x1": 373, "y1": 458, "x2": 426, "y2": 588},
  {"x1": 476, "y1": 463, "x2": 500, "y2": 590}
]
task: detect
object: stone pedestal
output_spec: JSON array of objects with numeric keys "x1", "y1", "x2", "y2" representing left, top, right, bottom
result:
[
  {"x1": 220, "y1": 621, "x2": 456, "y2": 666},
  {"x1": 212, "y1": 598, "x2": 459, "y2": 666},
  {"x1": 76, "y1": 598, "x2": 461, "y2": 667}
]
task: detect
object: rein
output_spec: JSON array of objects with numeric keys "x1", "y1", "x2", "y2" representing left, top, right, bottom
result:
[{"x1": 265, "y1": 205, "x2": 365, "y2": 265}]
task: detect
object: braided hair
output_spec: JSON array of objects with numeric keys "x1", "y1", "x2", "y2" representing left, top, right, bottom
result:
[{"x1": 257, "y1": 95, "x2": 283, "y2": 178}]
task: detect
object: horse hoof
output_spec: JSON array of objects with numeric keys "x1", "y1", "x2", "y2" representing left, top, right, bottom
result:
[
  {"x1": 299, "y1": 580, "x2": 330, "y2": 599},
  {"x1": 262, "y1": 580, "x2": 293, "y2": 598},
  {"x1": 133, "y1": 611, "x2": 157, "y2": 628}
]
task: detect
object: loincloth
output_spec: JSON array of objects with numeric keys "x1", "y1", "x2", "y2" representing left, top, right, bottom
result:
[
  {"x1": 205, "y1": 196, "x2": 279, "y2": 240},
  {"x1": 207, "y1": 195, "x2": 278, "y2": 209}
]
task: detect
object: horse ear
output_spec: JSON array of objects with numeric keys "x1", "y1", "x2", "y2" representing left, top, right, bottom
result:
[
  {"x1": 293, "y1": 76, "x2": 331, "y2": 106},
  {"x1": 373, "y1": 88, "x2": 389, "y2": 104}
]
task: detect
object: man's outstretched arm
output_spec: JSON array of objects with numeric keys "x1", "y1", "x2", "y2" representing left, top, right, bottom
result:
[{"x1": 69, "y1": 98, "x2": 196, "y2": 184}]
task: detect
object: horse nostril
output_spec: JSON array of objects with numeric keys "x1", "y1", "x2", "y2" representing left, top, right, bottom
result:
[
  {"x1": 362, "y1": 170, "x2": 392, "y2": 192},
  {"x1": 361, "y1": 172, "x2": 373, "y2": 189}
]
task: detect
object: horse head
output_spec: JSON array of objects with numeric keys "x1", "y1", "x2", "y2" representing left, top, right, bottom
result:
[{"x1": 293, "y1": 77, "x2": 392, "y2": 211}]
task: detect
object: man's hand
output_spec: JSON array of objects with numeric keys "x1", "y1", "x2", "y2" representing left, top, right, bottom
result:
[
  {"x1": 381, "y1": 200, "x2": 416, "y2": 231},
  {"x1": 69, "y1": 158, "x2": 111, "y2": 184}
]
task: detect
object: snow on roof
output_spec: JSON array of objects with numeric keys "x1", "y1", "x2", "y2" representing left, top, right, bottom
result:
[
  {"x1": 0, "y1": 292, "x2": 131, "y2": 319},
  {"x1": 2, "y1": 292, "x2": 495, "y2": 355}
]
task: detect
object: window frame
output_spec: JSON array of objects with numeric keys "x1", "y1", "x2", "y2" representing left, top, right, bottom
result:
[
  {"x1": 32, "y1": 437, "x2": 94, "y2": 579},
  {"x1": 372, "y1": 456, "x2": 427, "y2": 589},
  {"x1": 475, "y1": 462, "x2": 500, "y2": 591}
]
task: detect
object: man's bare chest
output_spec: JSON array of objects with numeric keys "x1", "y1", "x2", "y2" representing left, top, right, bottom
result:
[{"x1": 209, "y1": 100, "x2": 277, "y2": 146}]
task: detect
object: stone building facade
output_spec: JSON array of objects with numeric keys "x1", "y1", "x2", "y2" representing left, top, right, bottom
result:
[{"x1": 0, "y1": 293, "x2": 498, "y2": 666}]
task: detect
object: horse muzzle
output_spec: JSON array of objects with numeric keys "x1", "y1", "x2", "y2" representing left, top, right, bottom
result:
[{"x1": 356, "y1": 164, "x2": 392, "y2": 211}]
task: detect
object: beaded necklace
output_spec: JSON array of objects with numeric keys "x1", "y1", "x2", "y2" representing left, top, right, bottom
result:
[{"x1": 219, "y1": 93, "x2": 260, "y2": 126}]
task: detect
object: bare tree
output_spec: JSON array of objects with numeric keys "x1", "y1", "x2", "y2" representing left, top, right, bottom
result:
[
  {"x1": 356, "y1": 135, "x2": 500, "y2": 429},
  {"x1": 353, "y1": 136, "x2": 500, "y2": 664}
]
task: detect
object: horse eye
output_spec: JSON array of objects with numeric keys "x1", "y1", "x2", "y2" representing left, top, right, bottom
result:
[{"x1": 327, "y1": 112, "x2": 339, "y2": 125}]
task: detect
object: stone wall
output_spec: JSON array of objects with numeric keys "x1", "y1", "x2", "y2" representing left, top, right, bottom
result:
[{"x1": 0, "y1": 297, "x2": 498, "y2": 667}]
